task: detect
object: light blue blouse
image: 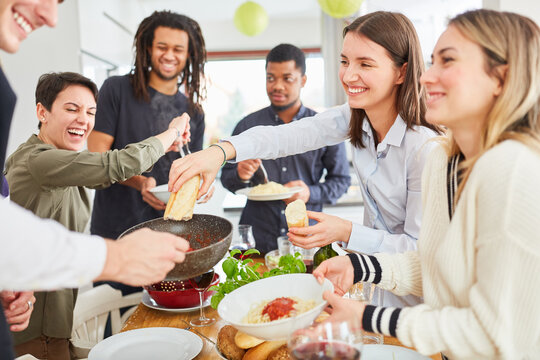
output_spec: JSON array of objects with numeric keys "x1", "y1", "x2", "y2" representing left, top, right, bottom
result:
[{"x1": 226, "y1": 103, "x2": 438, "y2": 306}]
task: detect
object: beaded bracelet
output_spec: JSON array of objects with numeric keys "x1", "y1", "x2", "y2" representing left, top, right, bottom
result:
[
  {"x1": 170, "y1": 127, "x2": 181, "y2": 138},
  {"x1": 209, "y1": 143, "x2": 227, "y2": 167}
]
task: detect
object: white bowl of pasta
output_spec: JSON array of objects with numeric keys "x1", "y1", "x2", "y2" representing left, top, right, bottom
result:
[{"x1": 217, "y1": 273, "x2": 333, "y2": 340}]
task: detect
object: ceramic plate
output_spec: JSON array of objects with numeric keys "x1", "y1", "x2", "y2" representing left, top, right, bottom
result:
[
  {"x1": 236, "y1": 186, "x2": 303, "y2": 201},
  {"x1": 141, "y1": 290, "x2": 211, "y2": 313},
  {"x1": 149, "y1": 184, "x2": 170, "y2": 203},
  {"x1": 88, "y1": 327, "x2": 203, "y2": 360},
  {"x1": 218, "y1": 273, "x2": 333, "y2": 340},
  {"x1": 362, "y1": 344, "x2": 431, "y2": 359}
]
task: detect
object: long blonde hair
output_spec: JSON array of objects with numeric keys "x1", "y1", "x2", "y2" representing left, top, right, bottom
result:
[{"x1": 443, "y1": 10, "x2": 540, "y2": 196}]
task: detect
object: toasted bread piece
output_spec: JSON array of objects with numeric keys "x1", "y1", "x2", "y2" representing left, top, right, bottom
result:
[
  {"x1": 314, "y1": 311, "x2": 330, "y2": 323},
  {"x1": 268, "y1": 344, "x2": 292, "y2": 360},
  {"x1": 163, "y1": 175, "x2": 200, "y2": 221},
  {"x1": 285, "y1": 199, "x2": 308, "y2": 229},
  {"x1": 217, "y1": 325, "x2": 246, "y2": 360},
  {"x1": 234, "y1": 330, "x2": 265, "y2": 349},
  {"x1": 243, "y1": 340, "x2": 287, "y2": 360}
]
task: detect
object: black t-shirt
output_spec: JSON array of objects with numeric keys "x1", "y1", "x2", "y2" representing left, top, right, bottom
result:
[
  {"x1": 0, "y1": 66, "x2": 17, "y2": 359},
  {"x1": 90, "y1": 75, "x2": 205, "y2": 239}
]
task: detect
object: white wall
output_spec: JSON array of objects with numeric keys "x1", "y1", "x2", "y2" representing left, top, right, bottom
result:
[
  {"x1": 2, "y1": 0, "x2": 82, "y2": 159},
  {"x1": 484, "y1": 0, "x2": 540, "y2": 25}
]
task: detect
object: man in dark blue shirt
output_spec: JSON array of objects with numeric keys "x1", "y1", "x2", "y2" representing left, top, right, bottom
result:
[{"x1": 221, "y1": 44, "x2": 351, "y2": 254}]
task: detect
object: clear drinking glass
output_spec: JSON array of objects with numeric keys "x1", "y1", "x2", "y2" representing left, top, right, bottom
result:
[
  {"x1": 188, "y1": 268, "x2": 216, "y2": 327},
  {"x1": 229, "y1": 224, "x2": 256, "y2": 253},
  {"x1": 289, "y1": 318, "x2": 363, "y2": 359},
  {"x1": 277, "y1": 235, "x2": 292, "y2": 256},
  {"x1": 348, "y1": 283, "x2": 384, "y2": 344}
]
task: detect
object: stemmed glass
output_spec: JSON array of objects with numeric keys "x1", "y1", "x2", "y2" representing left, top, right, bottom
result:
[
  {"x1": 229, "y1": 224, "x2": 256, "y2": 256},
  {"x1": 188, "y1": 268, "x2": 216, "y2": 327},
  {"x1": 288, "y1": 319, "x2": 363, "y2": 359}
]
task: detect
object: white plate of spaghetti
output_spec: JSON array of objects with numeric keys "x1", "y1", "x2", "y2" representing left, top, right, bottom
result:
[{"x1": 217, "y1": 273, "x2": 333, "y2": 340}]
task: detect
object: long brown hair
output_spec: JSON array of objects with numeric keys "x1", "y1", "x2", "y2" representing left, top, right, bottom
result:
[
  {"x1": 130, "y1": 11, "x2": 206, "y2": 111},
  {"x1": 442, "y1": 9, "x2": 540, "y2": 197},
  {"x1": 344, "y1": 11, "x2": 441, "y2": 148}
]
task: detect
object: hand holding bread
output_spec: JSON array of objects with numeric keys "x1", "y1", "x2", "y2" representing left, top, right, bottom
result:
[
  {"x1": 285, "y1": 199, "x2": 308, "y2": 229},
  {"x1": 163, "y1": 174, "x2": 200, "y2": 221}
]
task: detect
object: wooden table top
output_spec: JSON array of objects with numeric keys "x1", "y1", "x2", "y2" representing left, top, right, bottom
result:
[{"x1": 121, "y1": 258, "x2": 441, "y2": 360}]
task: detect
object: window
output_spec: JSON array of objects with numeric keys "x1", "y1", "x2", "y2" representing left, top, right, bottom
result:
[{"x1": 202, "y1": 54, "x2": 325, "y2": 145}]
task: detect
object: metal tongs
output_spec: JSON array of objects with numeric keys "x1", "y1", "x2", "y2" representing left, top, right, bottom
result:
[
  {"x1": 179, "y1": 142, "x2": 191, "y2": 158},
  {"x1": 259, "y1": 161, "x2": 269, "y2": 184}
]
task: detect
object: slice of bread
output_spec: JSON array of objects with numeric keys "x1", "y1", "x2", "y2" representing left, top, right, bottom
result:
[
  {"x1": 243, "y1": 340, "x2": 287, "y2": 360},
  {"x1": 285, "y1": 199, "x2": 308, "y2": 229},
  {"x1": 234, "y1": 330, "x2": 265, "y2": 349},
  {"x1": 163, "y1": 175, "x2": 200, "y2": 221}
]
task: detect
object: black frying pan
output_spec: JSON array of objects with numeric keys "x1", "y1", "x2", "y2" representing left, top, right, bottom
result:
[{"x1": 119, "y1": 214, "x2": 233, "y2": 280}]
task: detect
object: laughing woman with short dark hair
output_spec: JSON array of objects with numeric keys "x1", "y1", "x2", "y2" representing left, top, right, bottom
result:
[{"x1": 4, "y1": 72, "x2": 189, "y2": 359}]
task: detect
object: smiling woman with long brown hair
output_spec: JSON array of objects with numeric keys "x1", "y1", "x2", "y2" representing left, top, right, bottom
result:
[{"x1": 167, "y1": 11, "x2": 442, "y2": 309}]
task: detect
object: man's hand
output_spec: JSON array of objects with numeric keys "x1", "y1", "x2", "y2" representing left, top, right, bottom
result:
[
  {"x1": 283, "y1": 180, "x2": 310, "y2": 204},
  {"x1": 97, "y1": 228, "x2": 190, "y2": 286},
  {"x1": 1, "y1": 291, "x2": 35, "y2": 332},
  {"x1": 237, "y1": 159, "x2": 262, "y2": 181},
  {"x1": 141, "y1": 176, "x2": 166, "y2": 210}
]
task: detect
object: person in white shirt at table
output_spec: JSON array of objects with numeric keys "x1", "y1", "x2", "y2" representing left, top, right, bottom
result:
[
  {"x1": 0, "y1": 1, "x2": 190, "y2": 357},
  {"x1": 167, "y1": 11, "x2": 442, "y2": 307}
]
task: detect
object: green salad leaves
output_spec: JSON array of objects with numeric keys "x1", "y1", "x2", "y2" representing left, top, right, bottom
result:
[{"x1": 209, "y1": 248, "x2": 306, "y2": 309}]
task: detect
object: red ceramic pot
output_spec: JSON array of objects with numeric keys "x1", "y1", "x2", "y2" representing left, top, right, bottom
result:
[{"x1": 144, "y1": 273, "x2": 219, "y2": 308}]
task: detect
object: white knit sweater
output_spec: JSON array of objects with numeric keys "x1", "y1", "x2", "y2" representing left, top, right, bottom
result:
[{"x1": 358, "y1": 140, "x2": 540, "y2": 359}]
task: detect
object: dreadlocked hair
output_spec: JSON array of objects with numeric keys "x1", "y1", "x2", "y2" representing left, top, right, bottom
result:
[{"x1": 130, "y1": 10, "x2": 207, "y2": 112}]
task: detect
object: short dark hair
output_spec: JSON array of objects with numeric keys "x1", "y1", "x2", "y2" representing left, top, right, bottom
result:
[
  {"x1": 35, "y1": 72, "x2": 98, "y2": 129},
  {"x1": 131, "y1": 10, "x2": 206, "y2": 110},
  {"x1": 266, "y1": 43, "x2": 306, "y2": 75}
]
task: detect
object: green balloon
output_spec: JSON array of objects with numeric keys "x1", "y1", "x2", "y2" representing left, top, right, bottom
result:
[
  {"x1": 234, "y1": 1, "x2": 269, "y2": 37},
  {"x1": 317, "y1": 0, "x2": 363, "y2": 19}
]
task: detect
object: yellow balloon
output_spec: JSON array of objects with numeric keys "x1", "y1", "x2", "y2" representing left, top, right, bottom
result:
[
  {"x1": 234, "y1": 1, "x2": 269, "y2": 37},
  {"x1": 317, "y1": 0, "x2": 363, "y2": 19}
]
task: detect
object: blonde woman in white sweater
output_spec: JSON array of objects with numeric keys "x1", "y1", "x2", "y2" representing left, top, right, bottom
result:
[{"x1": 313, "y1": 9, "x2": 540, "y2": 360}]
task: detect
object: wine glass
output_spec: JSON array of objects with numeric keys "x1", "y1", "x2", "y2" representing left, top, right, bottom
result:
[
  {"x1": 229, "y1": 224, "x2": 256, "y2": 257},
  {"x1": 188, "y1": 268, "x2": 216, "y2": 327},
  {"x1": 288, "y1": 318, "x2": 363, "y2": 359}
]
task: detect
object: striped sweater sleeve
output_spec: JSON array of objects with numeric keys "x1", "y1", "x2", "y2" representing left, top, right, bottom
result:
[{"x1": 346, "y1": 251, "x2": 422, "y2": 338}]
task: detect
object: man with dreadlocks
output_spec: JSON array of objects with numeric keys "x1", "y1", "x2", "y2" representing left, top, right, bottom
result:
[{"x1": 87, "y1": 10, "x2": 207, "y2": 294}]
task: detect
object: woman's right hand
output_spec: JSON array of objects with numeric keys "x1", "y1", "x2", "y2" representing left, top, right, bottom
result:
[
  {"x1": 168, "y1": 113, "x2": 191, "y2": 144},
  {"x1": 287, "y1": 211, "x2": 352, "y2": 248},
  {"x1": 168, "y1": 142, "x2": 236, "y2": 199},
  {"x1": 312, "y1": 255, "x2": 355, "y2": 296}
]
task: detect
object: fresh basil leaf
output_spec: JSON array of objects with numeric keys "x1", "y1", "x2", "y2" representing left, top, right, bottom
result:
[
  {"x1": 222, "y1": 258, "x2": 237, "y2": 278},
  {"x1": 229, "y1": 249, "x2": 242, "y2": 257},
  {"x1": 244, "y1": 248, "x2": 260, "y2": 256}
]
